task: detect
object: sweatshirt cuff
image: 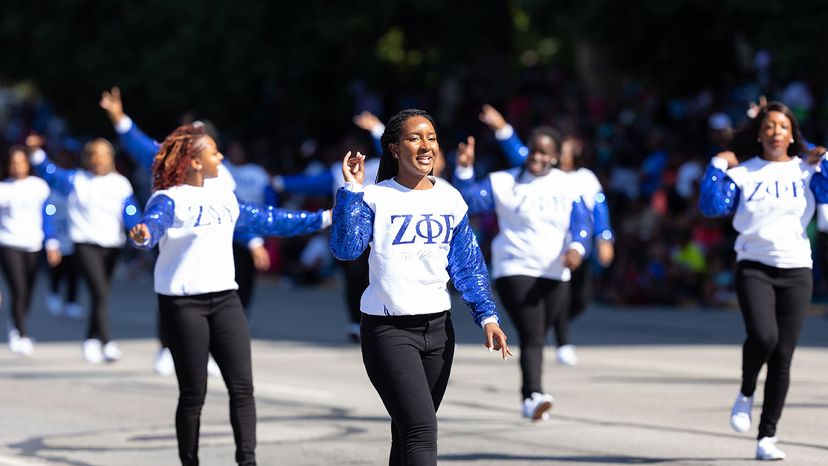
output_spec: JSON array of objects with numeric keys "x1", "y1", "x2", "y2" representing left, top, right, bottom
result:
[
  {"x1": 115, "y1": 115, "x2": 134, "y2": 134},
  {"x1": 271, "y1": 175, "x2": 285, "y2": 192},
  {"x1": 44, "y1": 239, "x2": 60, "y2": 252},
  {"x1": 454, "y1": 165, "x2": 475, "y2": 180},
  {"x1": 710, "y1": 157, "x2": 729, "y2": 171},
  {"x1": 568, "y1": 242, "x2": 586, "y2": 257},
  {"x1": 480, "y1": 315, "x2": 499, "y2": 327},
  {"x1": 370, "y1": 123, "x2": 385, "y2": 139},
  {"x1": 30, "y1": 148, "x2": 46, "y2": 166},
  {"x1": 344, "y1": 182, "x2": 364, "y2": 193},
  {"x1": 494, "y1": 124, "x2": 514, "y2": 141},
  {"x1": 247, "y1": 237, "x2": 265, "y2": 249}
]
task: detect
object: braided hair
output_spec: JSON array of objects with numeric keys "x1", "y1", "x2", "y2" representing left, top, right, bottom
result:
[
  {"x1": 376, "y1": 109, "x2": 438, "y2": 183},
  {"x1": 152, "y1": 124, "x2": 210, "y2": 191}
]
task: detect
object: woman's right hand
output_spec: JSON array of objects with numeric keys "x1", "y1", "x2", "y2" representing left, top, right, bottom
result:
[
  {"x1": 99, "y1": 86, "x2": 125, "y2": 124},
  {"x1": 479, "y1": 104, "x2": 507, "y2": 131},
  {"x1": 342, "y1": 151, "x2": 365, "y2": 185},
  {"x1": 130, "y1": 224, "x2": 151, "y2": 245},
  {"x1": 714, "y1": 150, "x2": 739, "y2": 168},
  {"x1": 456, "y1": 136, "x2": 476, "y2": 168}
]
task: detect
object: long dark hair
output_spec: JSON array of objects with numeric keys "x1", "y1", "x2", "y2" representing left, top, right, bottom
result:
[
  {"x1": 376, "y1": 108, "x2": 438, "y2": 183},
  {"x1": 729, "y1": 101, "x2": 806, "y2": 160}
]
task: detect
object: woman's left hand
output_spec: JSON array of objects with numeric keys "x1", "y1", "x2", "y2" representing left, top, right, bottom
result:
[
  {"x1": 46, "y1": 249, "x2": 62, "y2": 267},
  {"x1": 484, "y1": 322, "x2": 513, "y2": 360},
  {"x1": 807, "y1": 145, "x2": 827, "y2": 165}
]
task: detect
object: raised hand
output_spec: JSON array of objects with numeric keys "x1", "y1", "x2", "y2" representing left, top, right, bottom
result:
[
  {"x1": 747, "y1": 95, "x2": 768, "y2": 120},
  {"x1": 456, "y1": 136, "x2": 475, "y2": 168},
  {"x1": 129, "y1": 223, "x2": 151, "y2": 245},
  {"x1": 341, "y1": 151, "x2": 365, "y2": 185},
  {"x1": 99, "y1": 86, "x2": 125, "y2": 124},
  {"x1": 25, "y1": 134, "x2": 45, "y2": 150},
  {"x1": 714, "y1": 150, "x2": 739, "y2": 168},
  {"x1": 353, "y1": 111, "x2": 382, "y2": 133},
  {"x1": 479, "y1": 104, "x2": 508, "y2": 131},
  {"x1": 484, "y1": 322, "x2": 513, "y2": 360}
]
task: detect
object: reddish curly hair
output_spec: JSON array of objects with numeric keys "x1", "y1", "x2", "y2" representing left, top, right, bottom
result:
[{"x1": 152, "y1": 124, "x2": 210, "y2": 191}]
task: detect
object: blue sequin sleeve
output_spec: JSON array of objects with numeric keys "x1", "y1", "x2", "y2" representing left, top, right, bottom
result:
[
  {"x1": 119, "y1": 122, "x2": 160, "y2": 172},
  {"x1": 592, "y1": 192, "x2": 614, "y2": 242},
  {"x1": 454, "y1": 176, "x2": 496, "y2": 215},
  {"x1": 132, "y1": 194, "x2": 175, "y2": 250},
  {"x1": 41, "y1": 201, "x2": 57, "y2": 243},
  {"x1": 809, "y1": 158, "x2": 828, "y2": 203},
  {"x1": 235, "y1": 203, "x2": 324, "y2": 237},
  {"x1": 570, "y1": 198, "x2": 593, "y2": 255},
  {"x1": 446, "y1": 214, "x2": 500, "y2": 327},
  {"x1": 282, "y1": 170, "x2": 336, "y2": 196},
  {"x1": 699, "y1": 163, "x2": 739, "y2": 217},
  {"x1": 329, "y1": 187, "x2": 374, "y2": 261},
  {"x1": 122, "y1": 195, "x2": 142, "y2": 231},
  {"x1": 32, "y1": 152, "x2": 76, "y2": 197},
  {"x1": 499, "y1": 132, "x2": 529, "y2": 168}
]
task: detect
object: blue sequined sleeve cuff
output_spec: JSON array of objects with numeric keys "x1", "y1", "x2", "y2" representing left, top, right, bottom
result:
[
  {"x1": 698, "y1": 163, "x2": 739, "y2": 217},
  {"x1": 132, "y1": 194, "x2": 175, "y2": 250}
]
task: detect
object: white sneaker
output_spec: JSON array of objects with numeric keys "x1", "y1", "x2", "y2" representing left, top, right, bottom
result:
[
  {"x1": 756, "y1": 436, "x2": 786, "y2": 460},
  {"x1": 102, "y1": 341, "x2": 123, "y2": 362},
  {"x1": 64, "y1": 302, "x2": 84, "y2": 319},
  {"x1": 8, "y1": 328, "x2": 21, "y2": 354},
  {"x1": 730, "y1": 393, "x2": 753, "y2": 433},
  {"x1": 522, "y1": 392, "x2": 554, "y2": 421},
  {"x1": 46, "y1": 293, "x2": 63, "y2": 316},
  {"x1": 15, "y1": 336, "x2": 34, "y2": 357},
  {"x1": 82, "y1": 339, "x2": 103, "y2": 364},
  {"x1": 556, "y1": 344, "x2": 578, "y2": 366},
  {"x1": 207, "y1": 355, "x2": 222, "y2": 378},
  {"x1": 153, "y1": 347, "x2": 175, "y2": 375}
]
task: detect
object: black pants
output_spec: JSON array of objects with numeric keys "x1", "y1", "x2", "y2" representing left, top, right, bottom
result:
[
  {"x1": 341, "y1": 249, "x2": 370, "y2": 324},
  {"x1": 735, "y1": 260, "x2": 811, "y2": 439},
  {"x1": 553, "y1": 261, "x2": 591, "y2": 346},
  {"x1": 361, "y1": 311, "x2": 454, "y2": 466},
  {"x1": 49, "y1": 252, "x2": 79, "y2": 303},
  {"x1": 74, "y1": 243, "x2": 119, "y2": 342},
  {"x1": 232, "y1": 243, "x2": 256, "y2": 316},
  {"x1": 159, "y1": 290, "x2": 256, "y2": 466},
  {"x1": 0, "y1": 247, "x2": 40, "y2": 336},
  {"x1": 495, "y1": 275, "x2": 569, "y2": 399}
]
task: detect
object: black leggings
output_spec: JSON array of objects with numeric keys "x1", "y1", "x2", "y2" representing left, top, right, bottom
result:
[
  {"x1": 49, "y1": 252, "x2": 79, "y2": 303},
  {"x1": 0, "y1": 247, "x2": 40, "y2": 336},
  {"x1": 159, "y1": 290, "x2": 256, "y2": 466},
  {"x1": 74, "y1": 243, "x2": 119, "y2": 342},
  {"x1": 735, "y1": 260, "x2": 811, "y2": 439},
  {"x1": 361, "y1": 311, "x2": 454, "y2": 466},
  {"x1": 495, "y1": 275, "x2": 569, "y2": 399},
  {"x1": 553, "y1": 261, "x2": 591, "y2": 346},
  {"x1": 341, "y1": 249, "x2": 370, "y2": 324}
]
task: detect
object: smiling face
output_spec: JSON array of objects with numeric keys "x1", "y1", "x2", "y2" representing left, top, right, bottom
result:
[
  {"x1": 8, "y1": 149, "x2": 30, "y2": 179},
  {"x1": 389, "y1": 116, "x2": 438, "y2": 187},
  {"x1": 524, "y1": 133, "x2": 557, "y2": 176},
  {"x1": 84, "y1": 140, "x2": 115, "y2": 176},
  {"x1": 193, "y1": 136, "x2": 223, "y2": 179},
  {"x1": 758, "y1": 110, "x2": 793, "y2": 161}
]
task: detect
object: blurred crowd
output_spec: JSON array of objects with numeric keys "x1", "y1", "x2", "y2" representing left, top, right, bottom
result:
[{"x1": 3, "y1": 47, "x2": 828, "y2": 308}]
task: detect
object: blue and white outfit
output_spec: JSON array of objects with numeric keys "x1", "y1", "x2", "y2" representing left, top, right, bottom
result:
[
  {"x1": 454, "y1": 162, "x2": 591, "y2": 405},
  {"x1": 30, "y1": 148, "x2": 140, "y2": 347},
  {"x1": 492, "y1": 124, "x2": 612, "y2": 348},
  {"x1": 131, "y1": 183, "x2": 328, "y2": 466},
  {"x1": 700, "y1": 154, "x2": 828, "y2": 442},
  {"x1": 329, "y1": 177, "x2": 499, "y2": 465},
  {"x1": 0, "y1": 176, "x2": 58, "y2": 341}
]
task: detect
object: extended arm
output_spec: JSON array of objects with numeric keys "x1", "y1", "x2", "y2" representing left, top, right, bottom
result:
[
  {"x1": 329, "y1": 185, "x2": 374, "y2": 261},
  {"x1": 446, "y1": 214, "x2": 499, "y2": 327},
  {"x1": 130, "y1": 194, "x2": 175, "y2": 250},
  {"x1": 235, "y1": 202, "x2": 329, "y2": 237}
]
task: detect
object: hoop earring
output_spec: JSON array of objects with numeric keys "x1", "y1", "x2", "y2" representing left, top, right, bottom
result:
[{"x1": 393, "y1": 153, "x2": 398, "y2": 159}]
